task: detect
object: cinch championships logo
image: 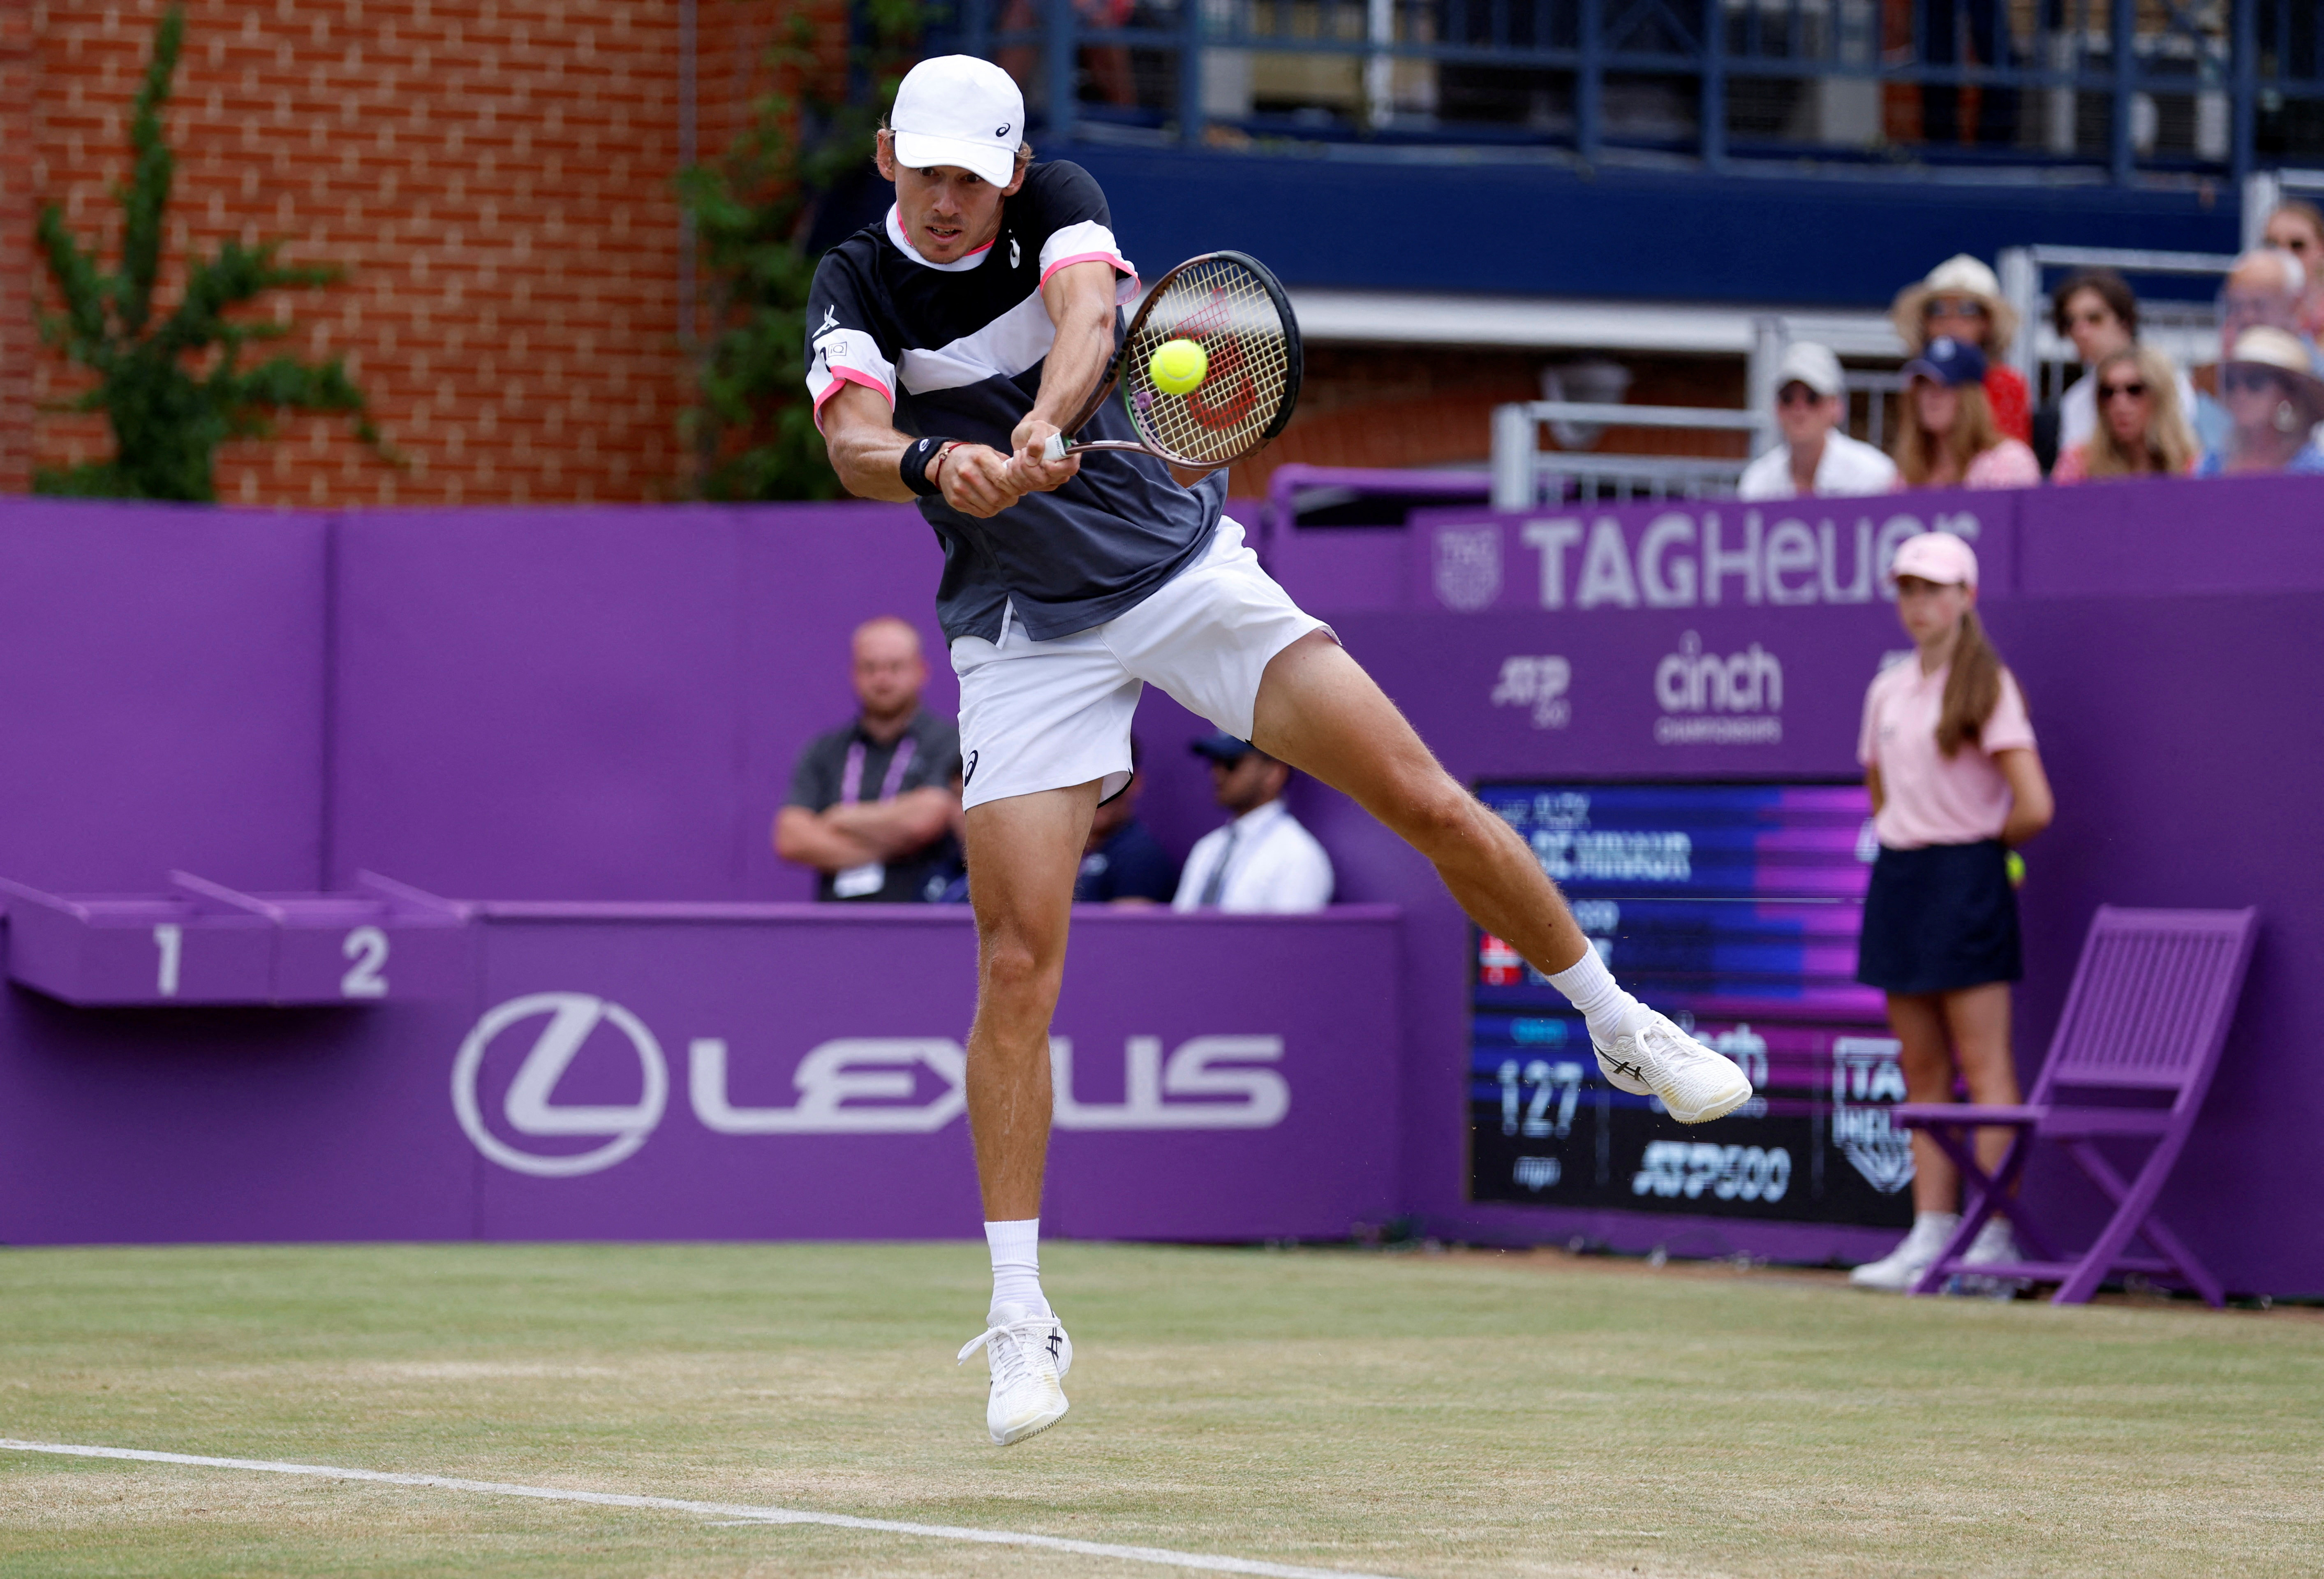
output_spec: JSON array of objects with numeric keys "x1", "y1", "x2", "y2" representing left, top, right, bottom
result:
[{"x1": 1653, "y1": 631, "x2": 1783, "y2": 746}]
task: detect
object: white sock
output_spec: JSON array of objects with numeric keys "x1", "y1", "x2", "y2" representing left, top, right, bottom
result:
[
  {"x1": 1546, "y1": 943, "x2": 1639, "y2": 1042},
  {"x1": 985, "y1": 1218, "x2": 1049, "y2": 1318}
]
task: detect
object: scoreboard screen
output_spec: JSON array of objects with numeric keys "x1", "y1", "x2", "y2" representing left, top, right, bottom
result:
[{"x1": 1468, "y1": 783, "x2": 1915, "y2": 1229}]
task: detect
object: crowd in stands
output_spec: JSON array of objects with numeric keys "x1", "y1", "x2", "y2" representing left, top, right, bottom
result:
[
  {"x1": 777, "y1": 618, "x2": 1335, "y2": 913},
  {"x1": 1741, "y1": 203, "x2": 2324, "y2": 501}
]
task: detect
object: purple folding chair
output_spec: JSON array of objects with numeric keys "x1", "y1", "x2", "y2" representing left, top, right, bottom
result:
[{"x1": 1894, "y1": 905, "x2": 2259, "y2": 1307}]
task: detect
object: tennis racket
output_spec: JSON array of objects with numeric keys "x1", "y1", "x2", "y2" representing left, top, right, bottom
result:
[{"x1": 1039, "y1": 250, "x2": 1303, "y2": 472}]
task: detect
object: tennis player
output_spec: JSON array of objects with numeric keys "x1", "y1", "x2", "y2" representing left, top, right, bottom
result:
[{"x1": 809, "y1": 54, "x2": 1753, "y2": 1446}]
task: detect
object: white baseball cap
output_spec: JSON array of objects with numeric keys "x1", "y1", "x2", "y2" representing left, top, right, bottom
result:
[
  {"x1": 890, "y1": 56, "x2": 1026, "y2": 188},
  {"x1": 1775, "y1": 341, "x2": 1844, "y2": 398}
]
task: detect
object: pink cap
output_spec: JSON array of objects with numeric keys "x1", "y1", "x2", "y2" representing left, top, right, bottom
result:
[{"x1": 1888, "y1": 531, "x2": 1978, "y2": 588}]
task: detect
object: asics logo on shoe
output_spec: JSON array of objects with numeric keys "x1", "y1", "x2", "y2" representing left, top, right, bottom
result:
[
  {"x1": 1603, "y1": 1055, "x2": 1645, "y2": 1082},
  {"x1": 1046, "y1": 1331, "x2": 1063, "y2": 1360}
]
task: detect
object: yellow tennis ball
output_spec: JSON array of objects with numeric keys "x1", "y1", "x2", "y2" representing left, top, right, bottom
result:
[
  {"x1": 1149, "y1": 338, "x2": 1207, "y2": 396},
  {"x1": 2006, "y1": 850, "x2": 2026, "y2": 887}
]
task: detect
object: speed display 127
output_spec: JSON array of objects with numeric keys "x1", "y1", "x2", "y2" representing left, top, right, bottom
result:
[{"x1": 1469, "y1": 783, "x2": 1914, "y2": 1228}]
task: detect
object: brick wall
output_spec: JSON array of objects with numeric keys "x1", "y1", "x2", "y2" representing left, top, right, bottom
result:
[
  {"x1": 0, "y1": 1, "x2": 35, "y2": 493},
  {"x1": 13, "y1": 0, "x2": 807, "y2": 506}
]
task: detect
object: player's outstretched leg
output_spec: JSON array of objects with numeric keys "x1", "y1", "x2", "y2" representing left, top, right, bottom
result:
[
  {"x1": 1252, "y1": 633, "x2": 1751, "y2": 1123},
  {"x1": 954, "y1": 783, "x2": 1096, "y2": 1444}
]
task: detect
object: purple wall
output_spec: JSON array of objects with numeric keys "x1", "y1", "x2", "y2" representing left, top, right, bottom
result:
[
  {"x1": 0, "y1": 906, "x2": 1401, "y2": 1246},
  {"x1": 2, "y1": 480, "x2": 2319, "y2": 1290},
  {"x1": 0, "y1": 501, "x2": 328, "y2": 893}
]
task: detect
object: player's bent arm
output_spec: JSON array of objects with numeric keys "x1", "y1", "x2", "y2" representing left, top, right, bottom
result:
[
  {"x1": 820, "y1": 383, "x2": 1027, "y2": 519},
  {"x1": 773, "y1": 806, "x2": 884, "y2": 873},
  {"x1": 1006, "y1": 260, "x2": 1118, "y2": 490},
  {"x1": 822, "y1": 787, "x2": 955, "y2": 859},
  {"x1": 1994, "y1": 747, "x2": 2054, "y2": 846}
]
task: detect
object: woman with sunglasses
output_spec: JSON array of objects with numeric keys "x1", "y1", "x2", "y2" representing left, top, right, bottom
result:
[
  {"x1": 1890, "y1": 338, "x2": 2041, "y2": 491},
  {"x1": 2196, "y1": 327, "x2": 2324, "y2": 477},
  {"x1": 2052, "y1": 345, "x2": 2199, "y2": 482},
  {"x1": 2050, "y1": 269, "x2": 2198, "y2": 461},
  {"x1": 1849, "y1": 532, "x2": 2054, "y2": 1294},
  {"x1": 1892, "y1": 255, "x2": 2032, "y2": 445}
]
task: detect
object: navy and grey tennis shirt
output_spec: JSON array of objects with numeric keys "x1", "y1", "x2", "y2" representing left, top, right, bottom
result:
[{"x1": 806, "y1": 161, "x2": 1226, "y2": 645}]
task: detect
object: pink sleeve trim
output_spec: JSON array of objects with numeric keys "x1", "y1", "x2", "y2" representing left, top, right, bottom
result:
[
  {"x1": 1041, "y1": 250, "x2": 1132, "y2": 288},
  {"x1": 811, "y1": 367, "x2": 894, "y2": 434}
]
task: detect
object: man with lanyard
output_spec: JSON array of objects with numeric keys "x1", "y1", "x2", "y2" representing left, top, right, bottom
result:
[
  {"x1": 776, "y1": 616, "x2": 962, "y2": 903},
  {"x1": 810, "y1": 54, "x2": 1753, "y2": 1446}
]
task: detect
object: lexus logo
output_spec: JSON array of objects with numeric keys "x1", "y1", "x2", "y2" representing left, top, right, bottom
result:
[{"x1": 451, "y1": 993, "x2": 668, "y2": 1178}]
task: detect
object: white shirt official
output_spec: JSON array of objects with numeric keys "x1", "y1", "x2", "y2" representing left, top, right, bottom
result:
[
  {"x1": 1737, "y1": 430, "x2": 1898, "y2": 500},
  {"x1": 1171, "y1": 799, "x2": 1334, "y2": 914}
]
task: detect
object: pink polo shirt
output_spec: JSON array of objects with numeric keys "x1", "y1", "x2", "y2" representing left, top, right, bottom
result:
[{"x1": 1857, "y1": 658, "x2": 2037, "y2": 849}]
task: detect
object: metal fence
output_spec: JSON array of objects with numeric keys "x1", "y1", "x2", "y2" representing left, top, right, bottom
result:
[{"x1": 945, "y1": 0, "x2": 2324, "y2": 182}]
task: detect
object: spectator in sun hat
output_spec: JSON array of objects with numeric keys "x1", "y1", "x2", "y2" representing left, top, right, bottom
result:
[
  {"x1": 1172, "y1": 734, "x2": 1333, "y2": 914},
  {"x1": 1892, "y1": 255, "x2": 2031, "y2": 445},
  {"x1": 1737, "y1": 341, "x2": 1898, "y2": 500},
  {"x1": 2196, "y1": 326, "x2": 2324, "y2": 477},
  {"x1": 1850, "y1": 530, "x2": 2055, "y2": 1294},
  {"x1": 1890, "y1": 338, "x2": 2042, "y2": 492},
  {"x1": 2050, "y1": 269, "x2": 2197, "y2": 460},
  {"x1": 2194, "y1": 249, "x2": 2312, "y2": 451},
  {"x1": 2052, "y1": 345, "x2": 2199, "y2": 483}
]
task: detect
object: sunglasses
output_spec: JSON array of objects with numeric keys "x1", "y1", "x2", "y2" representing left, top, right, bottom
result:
[
  {"x1": 1776, "y1": 384, "x2": 1824, "y2": 407},
  {"x1": 2098, "y1": 381, "x2": 2148, "y2": 401},
  {"x1": 1926, "y1": 300, "x2": 1989, "y2": 319},
  {"x1": 2224, "y1": 368, "x2": 2292, "y2": 397}
]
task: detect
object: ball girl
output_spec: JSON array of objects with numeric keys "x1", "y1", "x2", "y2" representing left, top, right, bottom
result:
[{"x1": 1850, "y1": 533, "x2": 2056, "y2": 1292}]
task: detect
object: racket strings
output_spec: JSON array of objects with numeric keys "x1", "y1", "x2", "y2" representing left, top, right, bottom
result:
[{"x1": 1122, "y1": 260, "x2": 1292, "y2": 466}]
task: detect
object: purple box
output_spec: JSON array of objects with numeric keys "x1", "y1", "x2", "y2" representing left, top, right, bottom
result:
[
  {"x1": 0, "y1": 871, "x2": 468, "y2": 1006},
  {"x1": 0, "y1": 879, "x2": 275, "y2": 1005}
]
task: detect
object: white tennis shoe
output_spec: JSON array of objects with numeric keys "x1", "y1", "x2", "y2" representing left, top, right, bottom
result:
[
  {"x1": 957, "y1": 1303, "x2": 1071, "y2": 1445},
  {"x1": 1592, "y1": 1004, "x2": 1754, "y2": 1124}
]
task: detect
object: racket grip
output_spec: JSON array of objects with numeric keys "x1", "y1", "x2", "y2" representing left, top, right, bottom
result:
[{"x1": 1041, "y1": 433, "x2": 1069, "y2": 463}]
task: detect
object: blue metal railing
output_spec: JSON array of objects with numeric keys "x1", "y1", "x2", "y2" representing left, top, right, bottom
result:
[{"x1": 937, "y1": 0, "x2": 2324, "y2": 185}]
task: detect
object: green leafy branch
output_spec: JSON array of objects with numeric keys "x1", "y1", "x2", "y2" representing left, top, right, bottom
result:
[
  {"x1": 34, "y1": 5, "x2": 391, "y2": 501},
  {"x1": 680, "y1": 0, "x2": 926, "y2": 501}
]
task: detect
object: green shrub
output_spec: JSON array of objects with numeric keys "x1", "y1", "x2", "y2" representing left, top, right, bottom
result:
[{"x1": 34, "y1": 5, "x2": 388, "y2": 502}]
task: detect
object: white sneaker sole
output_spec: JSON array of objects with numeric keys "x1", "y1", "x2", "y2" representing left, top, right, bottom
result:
[{"x1": 991, "y1": 1396, "x2": 1068, "y2": 1446}]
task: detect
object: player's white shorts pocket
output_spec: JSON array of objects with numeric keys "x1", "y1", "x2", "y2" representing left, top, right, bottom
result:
[{"x1": 949, "y1": 517, "x2": 1329, "y2": 813}]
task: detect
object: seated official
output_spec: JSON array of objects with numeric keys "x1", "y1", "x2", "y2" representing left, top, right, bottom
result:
[
  {"x1": 1737, "y1": 342, "x2": 1896, "y2": 500},
  {"x1": 775, "y1": 616, "x2": 962, "y2": 902},
  {"x1": 1172, "y1": 734, "x2": 1333, "y2": 915},
  {"x1": 1076, "y1": 738, "x2": 1177, "y2": 904}
]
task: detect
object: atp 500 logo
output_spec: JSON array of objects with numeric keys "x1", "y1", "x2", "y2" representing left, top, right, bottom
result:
[{"x1": 452, "y1": 993, "x2": 1290, "y2": 1177}]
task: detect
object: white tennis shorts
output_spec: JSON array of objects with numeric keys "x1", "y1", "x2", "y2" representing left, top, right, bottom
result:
[{"x1": 950, "y1": 517, "x2": 1331, "y2": 811}]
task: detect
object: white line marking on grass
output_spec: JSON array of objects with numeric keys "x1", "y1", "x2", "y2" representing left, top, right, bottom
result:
[{"x1": 0, "y1": 1439, "x2": 1404, "y2": 1579}]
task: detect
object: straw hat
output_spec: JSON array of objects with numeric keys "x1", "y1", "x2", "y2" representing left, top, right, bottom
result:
[
  {"x1": 2223, "y1": 325, "x2": 2324, "y2": 386},
  {"x1": 1891, "y1": 254, "x2": 2020, "y2": 354}
]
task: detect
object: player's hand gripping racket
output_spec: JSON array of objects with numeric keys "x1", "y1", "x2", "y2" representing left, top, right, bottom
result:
[{"x1": 1039, "y1": 250, "x2": 1303, "y2": 472}]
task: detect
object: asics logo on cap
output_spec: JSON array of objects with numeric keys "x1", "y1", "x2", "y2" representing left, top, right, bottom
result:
[{"x1": 997, "y1": 123, "x2": 1011, "y2": 137}]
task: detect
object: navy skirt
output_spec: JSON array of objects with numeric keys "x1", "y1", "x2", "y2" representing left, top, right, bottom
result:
[{"x1": 1856, "y1": 839, "x2": 2023, "y2": 996}]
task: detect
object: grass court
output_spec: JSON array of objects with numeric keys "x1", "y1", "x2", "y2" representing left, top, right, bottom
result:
[{"x1": 2, "y1": 1241, "x2": 2319, "y2": 1577}]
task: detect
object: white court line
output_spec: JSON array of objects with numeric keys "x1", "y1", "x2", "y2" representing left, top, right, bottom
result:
[{"x1": 0, "y1": 1438, "x2": 1404, "y2": 1579}]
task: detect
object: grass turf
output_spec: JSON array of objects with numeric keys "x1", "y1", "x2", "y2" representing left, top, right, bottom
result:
[{"x1": 0, "y1": 1241, "x2": 2318, "y2": 1577}]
